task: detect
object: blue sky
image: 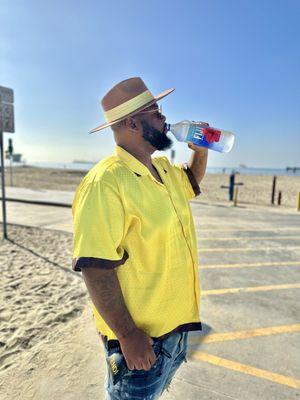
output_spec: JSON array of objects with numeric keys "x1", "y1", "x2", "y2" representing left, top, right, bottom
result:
[{"x1": 1, "y1": 0, "x2": 299, "y2": 168}]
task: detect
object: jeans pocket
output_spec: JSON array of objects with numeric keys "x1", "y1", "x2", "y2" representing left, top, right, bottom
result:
[
  {"x1": 173, "y1": 348, "x2": 188, "y2": 368},
  {"x1": 150, "y1": 342, "x2": 165, "y2": 371},
  {"x1": 106, "y1": 347, "x2": 128, "y2": 386},
  {"x1": 120, "y1": 342, "x2": 165, "y2": 379}
]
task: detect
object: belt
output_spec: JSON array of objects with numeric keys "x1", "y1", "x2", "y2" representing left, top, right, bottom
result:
[
  {"x1": 100, "y1": 333, "x2": 162, "y2": 351},
  {"x1": 101, "y1": 334, "x2": 120, "y2": 350}
]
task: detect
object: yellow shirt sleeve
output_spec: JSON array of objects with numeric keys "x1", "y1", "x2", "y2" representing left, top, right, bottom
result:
[
  {"x1": 72, "y1": 179, "x2": 127, "y2": 271},
  {"x1": 172, "y1": 162, "x2": 200, "y2": 200}
]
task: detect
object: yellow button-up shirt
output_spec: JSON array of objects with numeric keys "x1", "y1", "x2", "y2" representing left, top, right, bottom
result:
[{"x1": 72, "y1": 145, "x2": 202, "y2": 343}]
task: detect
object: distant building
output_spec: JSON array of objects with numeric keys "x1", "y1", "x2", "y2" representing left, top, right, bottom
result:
[
  {"x1": 5, "y1": 152, "x2": 23, "y2": 162},
  {"x1": 73, "y1": 160, "x2": 94, "y2": 164},
  {"x1": 286, "y1": 167, "x2": 300, "y2": 173}
]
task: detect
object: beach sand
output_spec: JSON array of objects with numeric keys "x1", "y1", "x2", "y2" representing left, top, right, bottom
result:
[
  {"x1": 4, "y1": 166, "x2": 300, "y2": 207},
  {"x1": 0, "y1": 224, "x2": 108, "y2": 399},
  {"x1": 200, "y1": 173, "x2": 300, "y2": 207},
  {"x1": 0, "y1": 225, "x2": 85, "y2": 369}
]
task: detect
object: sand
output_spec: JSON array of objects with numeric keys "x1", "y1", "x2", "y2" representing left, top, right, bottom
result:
[
  {"x1": 0, "y1": 224, "x2": 108, "y2": 399},
  {"x1": 4, "y1": 165, "x2": 300, "y2": 208},
  {"x1": 200, "y1": 173, "x2": 300, "y2": 208},
  {"x1": 0, "y1": 225, "x2": 85, "y2": 369}
]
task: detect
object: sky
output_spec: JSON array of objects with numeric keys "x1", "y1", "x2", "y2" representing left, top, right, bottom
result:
[{"x1": 1, "y1": 0, "x2": 300, "y2": 168}]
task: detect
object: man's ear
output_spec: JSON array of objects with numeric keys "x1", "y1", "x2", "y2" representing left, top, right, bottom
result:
[
  {"x1": 122, "y1": 117, "x2": 141, "y2": 135},
  {"x1": 124, "y1": 117, "x2": 138, "y2": 131}
]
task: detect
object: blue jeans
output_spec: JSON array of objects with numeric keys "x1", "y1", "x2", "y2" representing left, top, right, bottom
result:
[{"x1": 103, "y1": 331, "x2": 188, "y2": 400}]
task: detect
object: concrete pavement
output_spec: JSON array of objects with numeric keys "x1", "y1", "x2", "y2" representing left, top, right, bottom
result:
[
  {"x1": 1, "y1": 187, "x2": 73, "y2": 232},
  {"x1": 1, "y1": 187, "x2": 300, "y2": 399}
]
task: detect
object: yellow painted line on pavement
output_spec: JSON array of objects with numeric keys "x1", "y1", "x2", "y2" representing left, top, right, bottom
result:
[
  {"x1": 199, "y1": 246, "x2": 300, "y2": 253},
  {"x1": 192, "y1": 323, "x2": 300, "y2": 344},
  {"x1": 196, "y1": 227, "x2": 300, "y2": 232},
  {"x1": 200, "y1": 236, "x2": 300, "y2": 241},
  {"x1": 201, "y1": 261, "x2": 300, "y2": 269},
  {"x1": 192, "y1": 351, "x2": 300, "y2": 389},
  {"x1": 201, "y1": 283, "x2": 300, "y2": 296}
]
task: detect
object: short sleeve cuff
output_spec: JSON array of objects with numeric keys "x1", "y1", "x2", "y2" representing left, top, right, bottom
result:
[
  {"x1": 182, "y1": 163, "x2": 201, "y2": 197},
  {"x1": 72, "y1": 250, "x2": 129, "y2": 272}
]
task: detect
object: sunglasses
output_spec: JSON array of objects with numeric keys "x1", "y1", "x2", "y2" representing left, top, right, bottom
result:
[{"x1": 136, "y1": 104, "x2": 164, "y2": 118}]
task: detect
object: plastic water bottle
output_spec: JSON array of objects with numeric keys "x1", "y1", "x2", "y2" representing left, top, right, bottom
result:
[{"x1": 166, "y1": 120, "x2": 235, "y2": 153}]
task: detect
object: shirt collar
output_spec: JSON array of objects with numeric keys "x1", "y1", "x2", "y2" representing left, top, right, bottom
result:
[{"x1": 114, "y1": 145, "x2": 160, "y2": 177}]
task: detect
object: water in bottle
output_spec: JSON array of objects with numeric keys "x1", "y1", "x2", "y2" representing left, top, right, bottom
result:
[{"x1": 166, "y1": 120, "x2": 235, "y2": 153}]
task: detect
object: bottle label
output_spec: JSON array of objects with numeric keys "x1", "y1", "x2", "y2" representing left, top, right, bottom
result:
[{"x1": 187, "y1": 124, "x2": 222, "y2": 150}]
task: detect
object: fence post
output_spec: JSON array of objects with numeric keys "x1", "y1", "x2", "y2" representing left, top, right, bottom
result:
[
  {"x1": 271, "y1": 176, "x2": 277, "y2": 204},
  {"x1": 234, "y1": 187, "x2": 238, "y2": 207},
  {"x1": 277, "y1": 191, "x2": 282, "y2": 206},
  {"x1": 297, "y1": 192, "x2": 300, "y2": 212}
]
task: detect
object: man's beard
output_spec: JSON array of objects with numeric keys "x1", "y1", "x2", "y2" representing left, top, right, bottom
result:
[{"x1": 141, "y1": 120, "x2": 173, "y2": 151}]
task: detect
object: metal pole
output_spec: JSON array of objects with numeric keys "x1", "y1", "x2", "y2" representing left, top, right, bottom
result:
[
  {"x1": 9, "y1": 155, "x2": 13, "y2": 186},
  {"x1": 0, "y1": 131, "x2": 8, "y2": 239},
  {"x1": 229, "y1": 173, "x2": 235, "y2": 201}
]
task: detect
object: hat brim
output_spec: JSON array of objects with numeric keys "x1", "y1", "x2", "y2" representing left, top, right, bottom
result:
[{"x1": 89, "y1": 87, "x2": 175, "y2": 134}]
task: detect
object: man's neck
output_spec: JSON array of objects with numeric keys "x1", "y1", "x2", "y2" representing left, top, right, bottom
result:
[{"x1": 118, "y1": 143, "x2": 154, "y2": 168}]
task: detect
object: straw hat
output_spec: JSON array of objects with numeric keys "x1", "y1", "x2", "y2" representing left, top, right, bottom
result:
[{"x1": 90, "y1": 77, "x2": 175, "y2": 134}]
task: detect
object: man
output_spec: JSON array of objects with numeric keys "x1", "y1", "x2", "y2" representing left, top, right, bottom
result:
[{"x1": 72, "y1": 77, "x2": 208, "y2": 399}]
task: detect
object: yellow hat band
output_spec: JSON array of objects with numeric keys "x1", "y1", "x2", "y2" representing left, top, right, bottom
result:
[{"x1": 103, "y1": 90, "x2": 154, "y2": 122}]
